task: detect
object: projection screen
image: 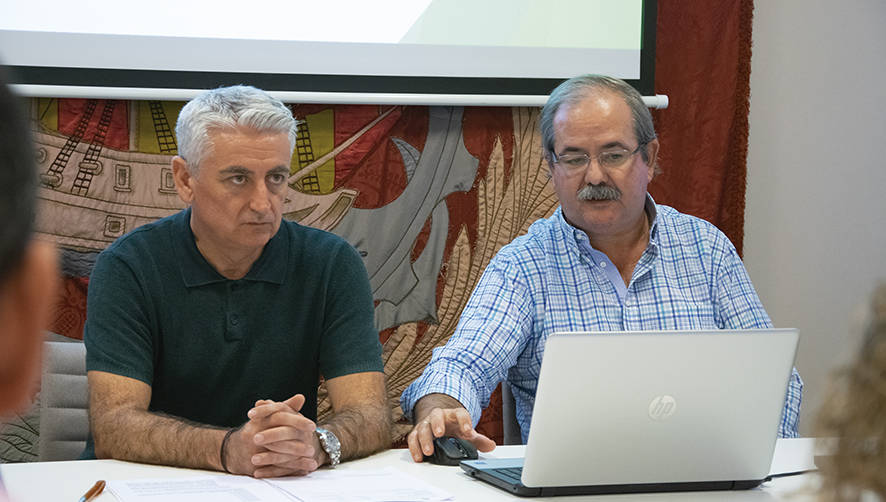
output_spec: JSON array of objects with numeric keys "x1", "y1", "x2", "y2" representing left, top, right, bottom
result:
[{"x1": 0, "y1": 0, "x2": 658, "y2": 106}]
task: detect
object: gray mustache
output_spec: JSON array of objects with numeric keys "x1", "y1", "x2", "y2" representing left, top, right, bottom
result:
[{"x1": 577, "y1": 184, "x2": 622, "y2": 201}]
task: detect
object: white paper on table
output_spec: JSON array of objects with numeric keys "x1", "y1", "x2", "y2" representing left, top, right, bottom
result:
[
  {"x1": 107, "y1": 475, "x2": 297, "y2": 502},
  {"x1": 769, "y1": 438, "x2": 833, "y2": 477},
  {"x1": 265, "y1": 467, "x2": 454, "y2": 502}
]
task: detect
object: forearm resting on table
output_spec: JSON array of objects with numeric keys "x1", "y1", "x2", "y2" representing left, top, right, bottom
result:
[
  {"x1": 89, "y1": 370, "x2": 226, "y2": 470},
  {"x1": 92, "y1": 405, "x2": 226, "y2": 470},
  {"x1": 321, "y1": 371, "x2": 391, "y2": 461},
  {"x1": 320, "y1": 404, "x2": 391, "y2": 461}
]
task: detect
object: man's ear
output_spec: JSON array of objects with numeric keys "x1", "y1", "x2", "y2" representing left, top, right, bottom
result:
[
  {"x1": 172, "y1": 156, "x2": 195, "y2": 204},
  {"x1": 0, "y1": 240, "x2": 58, "y2": 413},
  {"x1": 644, "y1": 139, "x2": 661, "y2": 181}
]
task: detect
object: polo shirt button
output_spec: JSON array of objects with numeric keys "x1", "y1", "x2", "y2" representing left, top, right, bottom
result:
[{"x1": 231, "y1": 315, "x2": 239, "y2": 325}]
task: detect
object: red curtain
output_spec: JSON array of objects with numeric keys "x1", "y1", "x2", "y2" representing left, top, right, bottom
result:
[{"x1": 650, "y1": 0, "x2": 754, "y2": 255}]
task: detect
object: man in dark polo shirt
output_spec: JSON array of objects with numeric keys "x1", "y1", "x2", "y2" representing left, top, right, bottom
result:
[{"x1": 84, "y1": 85, "x2": 389, "y2": 477}]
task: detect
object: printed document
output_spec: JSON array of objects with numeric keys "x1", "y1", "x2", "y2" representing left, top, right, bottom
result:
[{"x1": 106, "y1": 467, "x2": 453, "y2": 502}]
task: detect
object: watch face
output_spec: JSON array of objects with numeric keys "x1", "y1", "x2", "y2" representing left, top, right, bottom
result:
[
  {"x1": 316, "y1": 428, "x2": 341, "y2": 466},
  {"x1": 326, "y1": 432, "x2": 340, "y2": 450}
]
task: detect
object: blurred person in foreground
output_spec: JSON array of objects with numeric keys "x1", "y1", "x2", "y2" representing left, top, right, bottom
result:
[
  {"x1": 0, "y1": 67, "x2": 58, "y2": 500},
  {"x1": 816, "y1": 282, "x2": 886, "y2": 501}
]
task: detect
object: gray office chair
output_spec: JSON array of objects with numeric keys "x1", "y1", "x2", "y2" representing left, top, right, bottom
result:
[
  {"x1": 38, "y1": 340, "x2": 89, "y2": 461},
  {"x1": 501, "y1": 384, "x2": 522, "y2": 445}
]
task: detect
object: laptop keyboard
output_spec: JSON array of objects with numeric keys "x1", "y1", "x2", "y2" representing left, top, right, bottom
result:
[{"x1": 493, "y1": 467, "x2": 524, "y2": 484}]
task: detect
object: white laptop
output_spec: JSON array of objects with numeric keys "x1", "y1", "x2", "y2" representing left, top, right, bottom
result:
[{"x1": 461, "y1": 329, "x2": 799, "y2": 496}]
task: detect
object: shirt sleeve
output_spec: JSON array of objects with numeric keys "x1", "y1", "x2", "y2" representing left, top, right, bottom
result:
[
  {"x1": 317, "y1": 241, "x2": 384, "y2": 379},
  {"x1": 400, "y1": 256, "x2": 535, "y2": 425},
  {"x1": 84, "y1": 249, "x2": 155, "y2": 385},
  {"x1": 711, "y1": 233, "x2": 803, "y2": 437},
  {"x1": 778, "y1": 368, "x2": 803, "y2": 438},
  {"x1": 711, "y1": 236, "x2": 772, "y2": 330}
]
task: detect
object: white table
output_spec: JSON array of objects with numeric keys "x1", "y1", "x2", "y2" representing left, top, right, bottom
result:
[{"x1": 1, "y1": 440, "x2": 820, "y2": 501}]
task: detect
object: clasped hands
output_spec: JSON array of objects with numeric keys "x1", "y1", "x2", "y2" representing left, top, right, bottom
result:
[{"x1": 223, "y1": 394, "x2": 327, "y2": 478}]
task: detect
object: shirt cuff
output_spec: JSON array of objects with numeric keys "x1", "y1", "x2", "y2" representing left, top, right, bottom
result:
[{"x1": 401, "y1": 367, "x2": 484, "y2": 426}]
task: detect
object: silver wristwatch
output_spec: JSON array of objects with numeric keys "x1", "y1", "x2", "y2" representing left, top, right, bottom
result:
[{"x1": 315, "y1": 427, "x2": 341, "y2": 467}]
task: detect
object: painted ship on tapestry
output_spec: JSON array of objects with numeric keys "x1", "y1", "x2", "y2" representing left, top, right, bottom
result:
[
  {"x1": 27, "y1": 98, "x2": 492, "y2": 335},
  {"x1": 30, "y1": 98, "x2": 362, "y2": 252}
]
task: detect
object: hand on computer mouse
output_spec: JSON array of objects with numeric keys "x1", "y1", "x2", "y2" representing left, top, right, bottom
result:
[
  {"x1": 423, "y1": 436, "x2": 479, "y2": 465},
  {"x1": 407, "y1": 399, "x2": 497, "y2": 463}
]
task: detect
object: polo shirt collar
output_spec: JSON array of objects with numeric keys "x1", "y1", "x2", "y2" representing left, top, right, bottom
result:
[{"x1": 172, "y1": 208, "x2": 288, "y2": 287}]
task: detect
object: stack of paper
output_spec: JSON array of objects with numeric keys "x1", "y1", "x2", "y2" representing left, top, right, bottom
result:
[{"x1": 107, "y1": 467, "x2": 454, "y2": 502}]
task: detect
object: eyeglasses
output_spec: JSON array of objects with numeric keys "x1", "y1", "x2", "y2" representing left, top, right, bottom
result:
[{"x1": 551, "y1": 143, "x2": 646, "y2": 172}]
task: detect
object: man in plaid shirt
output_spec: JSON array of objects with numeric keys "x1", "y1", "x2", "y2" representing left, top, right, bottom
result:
[{"x1": 401, "y1": 75, "x2": 802, "y2": 462}]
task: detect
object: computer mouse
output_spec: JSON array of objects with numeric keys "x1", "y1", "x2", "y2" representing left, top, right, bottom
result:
[{"x1": 424, "y1": 436, "x2": 479, "y2": 466}]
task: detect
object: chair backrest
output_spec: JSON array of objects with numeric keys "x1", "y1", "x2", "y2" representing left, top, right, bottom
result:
[
  {"x1": 39, "y1": 341, "x2": 88, "y2": 461},
  {"x1": 501, "y1": 383, "x2": 522, "y2": 445}
]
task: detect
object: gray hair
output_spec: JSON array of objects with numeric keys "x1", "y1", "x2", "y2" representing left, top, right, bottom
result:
[
  {"x1": 175, "y1": 85, "x2": 297, "y2": 173},
  {"x1": 540, "y1": 75, "x2": 657, "y2": 163}
]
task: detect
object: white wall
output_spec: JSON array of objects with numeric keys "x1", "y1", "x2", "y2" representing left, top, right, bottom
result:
[{"x1": 745, "y1": 0, "x2": 886, "y2": 435}]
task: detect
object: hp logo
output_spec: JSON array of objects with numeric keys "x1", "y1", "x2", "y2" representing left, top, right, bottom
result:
[{"x1": 648, "y1": 395, "x2": 677, "y2": 421}]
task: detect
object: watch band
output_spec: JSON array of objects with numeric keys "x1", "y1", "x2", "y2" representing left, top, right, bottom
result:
[{"x1": 315, "y1": 427, "x2": 341, "y2": 467}]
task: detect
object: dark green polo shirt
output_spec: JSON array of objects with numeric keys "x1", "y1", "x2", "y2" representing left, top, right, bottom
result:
[{"x1": 82, "y1": 208, "x2": 382, "y2": 458}]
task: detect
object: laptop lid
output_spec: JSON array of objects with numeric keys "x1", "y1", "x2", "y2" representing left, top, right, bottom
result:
[{"x1": 463, "y1": 329, "x2": 799, "y2": 495}]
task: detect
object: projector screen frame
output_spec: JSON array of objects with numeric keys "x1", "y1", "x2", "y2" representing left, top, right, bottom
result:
[{"x1": 2, "y1": 0, "x2": 657, "y2": 106}]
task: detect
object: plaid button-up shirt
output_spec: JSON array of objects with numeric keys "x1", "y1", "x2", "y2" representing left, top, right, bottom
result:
[{"x1": 401, "y1": 196, "x2": 802, "y2": 440}]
